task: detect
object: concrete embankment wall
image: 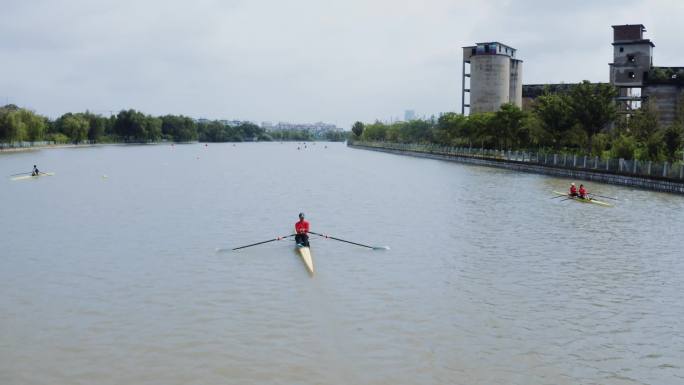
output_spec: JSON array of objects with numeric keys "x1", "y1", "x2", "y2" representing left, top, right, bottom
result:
[{"x1": 348, "y1": 143, "x2": 684, "y2": 195}]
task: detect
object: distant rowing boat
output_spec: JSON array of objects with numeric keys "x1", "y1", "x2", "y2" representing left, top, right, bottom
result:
[
  {"x1": 11, "y1": 172, "x2": 55, "y2": 181},
  {"x1": 552, "y1": 191, "x2": 613, "y2": 207},
  {"x1": 295, "y1": 244, "x2": 314, "y2": 275}
]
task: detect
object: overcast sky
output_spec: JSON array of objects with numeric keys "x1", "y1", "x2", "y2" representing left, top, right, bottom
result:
[{"x1": 2, "y1": 0, "x2": 683, "y2": 128}]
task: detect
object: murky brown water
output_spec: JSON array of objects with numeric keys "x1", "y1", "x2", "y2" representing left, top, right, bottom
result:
[{"x1": 1, "y1": 142, "x2": 683, "y2": 385}]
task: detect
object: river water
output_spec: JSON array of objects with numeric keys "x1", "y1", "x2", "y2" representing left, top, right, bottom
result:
[{"x1": 1, "y1": 142, "x2": 683, "y2": 385}]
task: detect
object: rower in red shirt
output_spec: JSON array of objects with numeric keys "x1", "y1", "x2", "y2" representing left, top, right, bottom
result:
[
  {"x1": 569, "y1": 183, "x2": 578, "y2": 197},
  {"x1": 294, "y1": 212, "x2": 310, "y2": 247},
  {"x1": 578, "y1": 184, "x2": 588, "y2": 199}
]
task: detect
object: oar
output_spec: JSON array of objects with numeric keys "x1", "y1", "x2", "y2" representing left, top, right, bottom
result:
[
  {"x1": 588, "y1": 193, "x2": 618, "y2": 201},
  {"x1": 550, "y1": 194, "x2": 567, "y2": 199},
  {"x1": 230, "y1": 234, "x2": 296, "y2": 251},
  {"x1": 9, "y1": 172, "x2": 31, "y2": 176},
  {"x1": 309, "y1": 231, "x2": 389, "y2": 250}
]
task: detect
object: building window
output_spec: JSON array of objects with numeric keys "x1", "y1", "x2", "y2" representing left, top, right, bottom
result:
[
  {"x1": 628, "y1": 72, "x2": 636, "y2": 79},
  {"x1": 619, "y1": 47, "x2": 624, "y2": 53},
  {"x1": 627, "y1": 54, "x2": 636, "y2": 63}
]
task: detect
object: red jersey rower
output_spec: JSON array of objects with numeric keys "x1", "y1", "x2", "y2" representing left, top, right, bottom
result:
[
  {"x1": 294, "y1": 212, "x2": 310, "y2": 247},
  {"x1": 569, "y1": 183, "x2": 578, "y2": 197},
  {"x1": 578, "y1": 184, "x2": 588, "y2": 199}
]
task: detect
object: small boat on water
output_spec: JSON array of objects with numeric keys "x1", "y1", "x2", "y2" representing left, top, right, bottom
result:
[
  {"x1": 552, "y1": 191, "x2": 613, "y2": 207},
  {"x1": 229, "y1": 231, "x2": 385, "y2": 277},
  {"x1": 11, "y1": 172, "x2": 55, "y2": 181},
  {"x1": 295, "y1": 244, "x2": 314, "y2": 275}
]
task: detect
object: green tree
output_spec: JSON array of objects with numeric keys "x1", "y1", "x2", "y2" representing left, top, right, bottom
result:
[
  {"x1": 662, "y1": 124, "x2": 683, "y2": 161},
  {"x1": 198, "y1": 121, "x2": 229, "y2": 142},
  {"x1": 436, "y1": 112, "x2": 467, "y2": 145},
  {"x1": 620, "y1": 103, "x2": 663, "y2": 161},
  {"x1": 351, "y1": 121, "x2": 364, "y2": 138},
  {"x1": 106, "y1": 115, "x2": 117, "y2": 136},
  {"x1": 492, "y1": 103, "x2": 527, "y2": 149},
  {"x1": 58, "y1": 113, "x2": 89, "y2": 144},
  {"x1": 0, "y1": 110, "x2": 26, "y2": 143},
  {"x1": 361, "y1": 121, "x2": 388, "y2": 141},
  {"x1": 84, "y1": 112, "x2": 107, "y2": 142},
  {"x1": 640, "y1": 130, "x2": 665, "y2": 161},
  {"x1": 161, "y1": 115, "x2": 198, "y2": 142},
  {"x1": 46, "y1": 132, "x2": 70, "y2": 144},
  {"x1": 560, "y1": 124, "x2": 589, "y2": 151},
  {"x1": 521, "y1": 114, "x2": 553, "y2": 148},
  {"x1": 466, "y1": 112, "x2": 496, "y2": 148},
  {"x1": 627, "y1": 102, "x2": 659, "y2": 142},
  {"x1": 591, "y1": 132, "x2": 611, "y2": 156},
  {"x1": 0, "y1": 106, "x2": 50, "y2": 145},
  {"x1": 113, "y1": 109, "x2": 152, "y2": 142},
  {"x1": 144, "y1": 116, "x2": 162, "y2": 142},
  {"x1": 611, "y1": 134, "x2": 638, "y2": 160},
  {"x1": 24, "y1": 112, "x2": 46, "y2": 143},
  {"x1": 0, "y1": 108, "x2": 49, "y2": 144},
  {"x1": 567, "y1": 81, "x2": 617, "y2": 152},
  {"x1": 532, "y1": 92, "x2": 574, "y2": 150},
  {"x1": 385, "y1": 124, "x2": 400, "y2": 142},
  {"x1": 45, "y1": 117, "x2": 58, "y2": 135},
  {"x1": 399, "y1": 120, "x2": 433, "y2": 143},
  {"x1": 237, "y1": 122, "x2": 266, "y2": 141},
  {"x1": 197, "y1": 121, "x2": 258, "y2": 142}
]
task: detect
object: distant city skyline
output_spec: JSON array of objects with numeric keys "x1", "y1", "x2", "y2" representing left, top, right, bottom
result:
[{"x1": 2, "y1": 0, "x2": 683, "y2": 128}]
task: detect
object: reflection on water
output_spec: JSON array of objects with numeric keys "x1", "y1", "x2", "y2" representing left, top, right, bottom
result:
[{"x1": 1, "y1": 143, "x2": 683, "y2": 385}]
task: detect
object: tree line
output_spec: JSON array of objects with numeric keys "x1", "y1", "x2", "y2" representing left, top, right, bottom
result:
[
  {"x1": 352, "y1": 81, "x2": 684, "y2": 162},
  {"x1": 0, "y1": 105, "x2": 348, "y2": 145}
]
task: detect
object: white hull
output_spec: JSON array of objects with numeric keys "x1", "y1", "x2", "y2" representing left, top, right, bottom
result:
[{"x1": 296, "y1": 245, "x2": 314, "y2": 275}]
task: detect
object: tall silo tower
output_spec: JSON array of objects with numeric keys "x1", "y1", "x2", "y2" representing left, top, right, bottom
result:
[
  {"x1": 609, "y1": 24, "x2": 654, "y2": 112},
  {"x1": 462, "y1": 42, "x2": 523, "y2": 114}
]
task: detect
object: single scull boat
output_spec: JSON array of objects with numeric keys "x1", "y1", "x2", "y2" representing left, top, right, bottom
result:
[{"x1": 11, "y1": 172, "x2": 55, "y2": 181}]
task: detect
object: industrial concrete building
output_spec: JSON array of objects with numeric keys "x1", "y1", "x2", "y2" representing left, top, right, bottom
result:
[
  {"x1": 609, "y1": 24, "x2": 654, "y2": 113},
  {"x1": 609, "y1": 24, "x2": 684, "y2": 126},
  {"x1": 464, "y1": 25, "x2": 682, "y2": 127},
  {"x1": 461, "y1": 42, "x2": 523, "y2": 114},
  {"x1": 519, "y1": 25, "x2": 683, "y2": 127}
]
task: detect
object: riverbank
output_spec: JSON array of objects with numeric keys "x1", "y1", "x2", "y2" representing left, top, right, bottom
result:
[
  {"x1": 0, "y1": 142, "x2": 193, "y2": 154},
  {"x1": 348, "y1": 141, "x2": 684, "y2": 194},
  {"x1": 0, "y1": 143, "x2": 106, "y2": 153},
  {"x1": 1, "y1": 140, "x2": 343, "y2": 154}
]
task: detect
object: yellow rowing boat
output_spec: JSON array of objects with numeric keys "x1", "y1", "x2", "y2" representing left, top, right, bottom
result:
[{"x1": 552, "y1": 191, "x2": 613, "y2": 207}]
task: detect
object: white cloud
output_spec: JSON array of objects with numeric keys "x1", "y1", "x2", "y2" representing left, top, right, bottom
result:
[{"x1": 1, "y1": 0, "x2": 682, "y2": 127}]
